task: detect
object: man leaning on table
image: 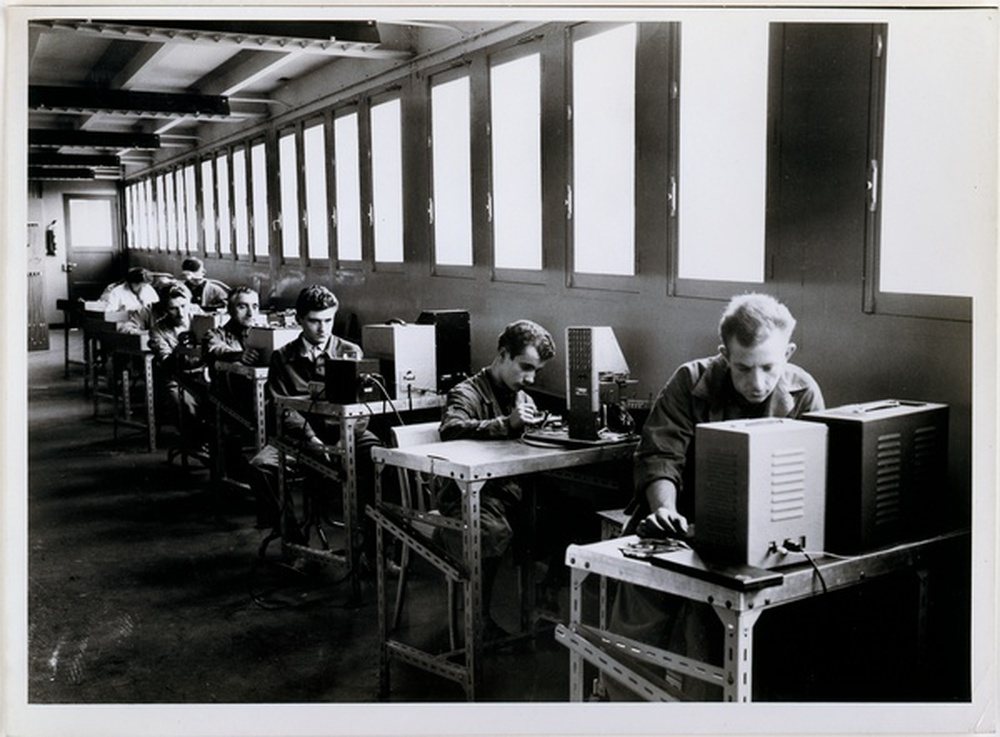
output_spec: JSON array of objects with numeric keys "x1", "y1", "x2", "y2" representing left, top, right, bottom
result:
[
  {"x1": 435, "y1": 319, "x2": 556, "y2": 638},
  {"x1": 608, "y1": 292, "x2": 824, "y2": 700}
]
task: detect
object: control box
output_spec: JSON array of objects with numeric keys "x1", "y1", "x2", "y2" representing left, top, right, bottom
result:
[
  {"x1": 415, "y1": 309, "x2": 471, "y2": 392},
  {"x1": 324, "y1": 358, "x2": 382, "y2": 404},
  {"x1": 694, "y1": 418, "x2": 827, "y2": 569},
  {"x1": 361, "y1": 324, "x2": 437, "y2": 400},
  {"x1": 566, "y1": 326, "x2": 631, "y2": 440},
  {"x1": 803, "y1": 400, "x2": 949, "y2": 553}
]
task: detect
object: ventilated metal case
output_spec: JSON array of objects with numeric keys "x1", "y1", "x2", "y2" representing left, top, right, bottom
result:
[
  {"x1": 694, "y1": 418, "x2": 827, "y2": 568},
  {"x1": 803, "y1": 400, "x2": 948, "y2": 553}
]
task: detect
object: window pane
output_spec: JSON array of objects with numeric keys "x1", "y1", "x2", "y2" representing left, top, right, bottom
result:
[
  {"x1": 155, "y1": 174, "x2": 168, "y2": 250},
  {"x1": 201, "y1": 159, "x2": 216, "y2": 253},
  {"x1": 679, "y1": 18, "x2": 767, "y2": 283},
  {"x1": 216, "y1": 153, "x2": 232, "y2": 255},
  {"x1": 279, "y1": 131, "x2": 300, "y2": 259},
  {"x1": 431, "y1": 75, "x2": 473, "y2": 266},
  {"x1": 232, "y1": 147, "x2": 249, "y2": 256},
  {"x1": 124, "y1": 185, "x2": 136, "y2": 248},
  {"x1": 184, "y1": 165, "x2": 198, "y2": 252},
  {"x1": 250, "y1": 142, "x2": 269, "y2": 259},
  {"x1": 164, "y1": 171, "x2": 177, "y2": 252},
  {"x1": 334, "y1": 112, "x2": 363, "y2": 261},
  {"x1": 68, "y1": 199, "x2": 113, "y2": 249},
  {"x1": 371, "y1": 98, "x2": 404, "y2": 263},
  {"x1": 303, "y1": 122, "x2": 330, "y2": 260},
  {"x1": 174, "y1": 169, "x2": 187, "y2": 253},
  {"x1": 880, "y1": 14, "x2": 994, "y2": 297},
  {"x1": 490, "y1": 53, "x2": 542, "y2": 270},
  {"x1": 136, "y1": 179, "x2": 152, "y2": 249},
  {"x1": 572, "y1": 24, "x2": 636, "y2": 276}
]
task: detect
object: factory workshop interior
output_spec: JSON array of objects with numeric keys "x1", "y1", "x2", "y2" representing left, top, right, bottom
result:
[{"x1": 4, "y1": 5, "x2": 997, "y2": 737}]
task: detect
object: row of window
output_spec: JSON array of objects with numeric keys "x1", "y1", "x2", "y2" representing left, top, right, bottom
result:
[
  {"x1": 124, "y1": 17, "x2": 988, "y2": 311},
  {"x1": 124, "y1": 23, "x2": 649, "y2": 280}
]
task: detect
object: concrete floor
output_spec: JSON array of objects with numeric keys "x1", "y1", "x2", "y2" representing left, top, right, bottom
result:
[{"x1": 25, "y1": 332, "x2": 580, "y2": 706}]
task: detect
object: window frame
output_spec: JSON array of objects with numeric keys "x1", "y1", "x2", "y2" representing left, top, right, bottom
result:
[
  {"x1": 488, "y1": 40, "x2": 547, "y2": 286},
  {"x1": 302, "y1": 114, "x2": 333, "y2": 266},
  {"x1": 862, "y1": 24, "x2": 973, "y2": 323},
  {"x1": 369, "y1": 89, "x2": 406, "y2": 272},
  {"x1": 427, "y1": 64, "x2": 476, "y2": 278},
  {"x1": 332, "y1": 103, "x2": 365, "y2": 269},
  {"x1": 565, "y1": 21, "x2": 641, "y2": 293}
]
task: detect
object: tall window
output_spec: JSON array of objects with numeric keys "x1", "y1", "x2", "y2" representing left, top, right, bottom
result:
[
  {"x1": 879, "y1": 14, "x2": 992, "y2": 300},
  {"x1": 164, "y1": 170, "x2": 177, "y2": 252},
  {"x1": 216, "y1": 152, "x2": 232, "y2": 256},
  {"x1": 200, "y1": 158, "x2": 216, "y2": 254},
  {"x1": 174, "y1": 169, "x2": 187, "y2": 253},
  {"x1": 250, "y1": 141, "x2": 269, "y2": 259},
  {"x1": 490, "y1": 51, "x2": 542, "y2": 271},
  {"x1": 183, "y1": 164, "x2": 198, "y2": 253},
  {"x1": 138, "y1": 179, "x2": 151, "y2": 249},
  {"x1": 430, "y1": 73, "x2": 473, "y2": 267},
  {"x1": 371, "y1": 97, "x2": 404, "y2": 264},
  {"x1": 334, "y1": 111, "x2": 363, "y2": 262},
  {"x1": 155, "y1": 174, "x2": 168, "y2": 251},
  {"x1": 124, "y1": 184, "x2": 137, "y2": 249},
  {"x1": 232, "y1": 146, "x2": 250, "y2": 256},
  {"x1": 678, "y1": 17, "x2": 767, "y2": 284},
  {"x1": 571, "y1": 24, "x2": 636, "y2": 277},
  {"x1": 303, "y1": 121, "x2": 330, "y2": 261},
  {"x1": 278, "y1": 130, "x2": 300, "y2": 259}
]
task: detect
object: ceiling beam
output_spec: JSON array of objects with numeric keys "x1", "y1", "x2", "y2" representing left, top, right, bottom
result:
[
  {"x1": 31, "y1": 86, "x2": 231, "y2": 116},
  {"x1": 29, "y1": 152, "x2": 121, "y2": 167},
  {"x1": 29, "y1": 167, "x2": 96, "y2": 180},
  {"x1": 192, "y1": 48, "x2": 302, "y2": 96},
  {"x1": 31, "y1": 19, "x2": 410, "y2": 59},
  {"x1": 29, "y1": 130, "x2": 161, "y2": 149}
]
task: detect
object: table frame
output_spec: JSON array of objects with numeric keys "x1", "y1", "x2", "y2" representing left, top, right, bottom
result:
[
  {"x1": 208, "y1": 361, "x2": 269, "y2": 493},
  {"x1": 556, "y1": 529, "x2": 969, "y2": 702},
  {"x1": 273, "y1": 392, "x2": 445, "y2": 602},
  {"x1": 370, "y1": 437, "x2": 636, "y2": 701}
]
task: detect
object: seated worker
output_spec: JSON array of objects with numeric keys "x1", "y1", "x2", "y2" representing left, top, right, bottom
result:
[
  {"x1": 180, "y1": 256, "x2": 229, "y2": 312},
  {"x1": 436, "y1": 319, "x2": 556, "y2": 636},
  {"x1": 202, "y1": 286, "x2": 263, "y2": 371},
  {"x1": 124, "y1": 280, "x2": 208, "y2": 458},
  {"x1": 607, "y1": 292, "x2": 824, "y2": 700},
  {"x1": 248, "y1": 285, "x2": 382, "y2": 555},
  {"x1": 99, "y1": 266, "x2": 159, "y2": 315}
]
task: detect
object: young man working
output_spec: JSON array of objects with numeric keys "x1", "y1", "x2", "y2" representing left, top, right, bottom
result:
[
  {"x1": 436, "y1": 319, "x2": 556, "y2": 634},
  {"x1": 202, "y1": 286, "x2": 263, "y2": 370},
  {"x1": 119, "y1": 280, "x2": 207, "y2": 458},
  {"x1": 99, "y1": 266, "x2": 159, "y2": 316},
  {"x1": 180, "y1": 256, "x2": 229, "y2": 311},
  {"x1": 609, "y1": 292, "x2": 825, "y2": 700},
  {"x1": 248, "y1": 285, "x2": 381, "y2": 552}
]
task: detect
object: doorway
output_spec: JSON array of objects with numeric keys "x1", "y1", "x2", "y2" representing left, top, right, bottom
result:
[{"x1": 63, "y1": 194, "x2": 121, "y2": 302}]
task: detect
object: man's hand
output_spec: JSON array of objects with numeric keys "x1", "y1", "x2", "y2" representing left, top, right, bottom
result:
[
  {"x1": 639, "y1": 479, "x2": 690, "y2": 539},
  {"x1": 638, "y1": 505, "x2": 690, "y2": 540},
  {"x1": 240, "y1": 347, "x2": 261, "y2": 366},
  {"x1": 307, "y1": 435, "x2": 331, "y2": 463},
  {"x1": 508, "y1": 404, "x2": 541, "y2": 432}
]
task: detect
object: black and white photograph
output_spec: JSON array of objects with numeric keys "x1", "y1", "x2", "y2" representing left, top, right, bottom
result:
[{"x1": 2, "y1": 2, "x2": 997, "y2": 736}]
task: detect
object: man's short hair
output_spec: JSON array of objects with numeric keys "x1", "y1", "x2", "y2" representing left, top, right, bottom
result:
[
  {"x1": 157, "y1": 280, "x2": 192, "y2": 305},
  {"x1": 181, "y1": 257, "x2": 204, "y2": 274},
  {"x1": 126, "y1": 267, "x2": 150, "y2": 285},
  {"x1": 295, "y1": 285, "x2": 339, "y2": 319},
  {"x1": 497, "y1": 320, "x2": 556, "y2": 361},
  {"x1": 228, "y1": 285, "x2": 258, "y2": 311},
  {"x1": 719, "y1": 293, "x2": 796, "y2": 348}
]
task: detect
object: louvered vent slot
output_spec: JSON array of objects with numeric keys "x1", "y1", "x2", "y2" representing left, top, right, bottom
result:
[
  {"x1": 770, "y1": 448, "x2": 806, "y2": 521},
  {"x1": 702, "y1": 450, "x2": 739, "y2": 543},
  {"x1": 912, "y1": 425, "x2": 939, "y2": 473},
  {"x1": 875, "y1": 432, "x2": 902, "y2": 526}
]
